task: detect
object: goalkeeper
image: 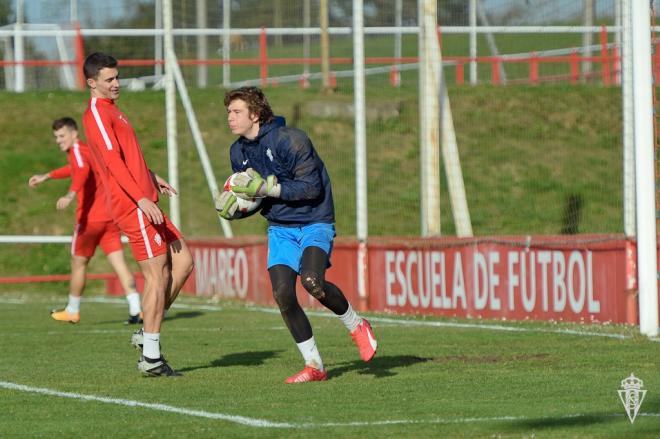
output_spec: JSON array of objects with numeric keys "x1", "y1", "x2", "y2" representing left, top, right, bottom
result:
[{"x1": 218, "y1": 86, "x2": 377, "y2": 383}]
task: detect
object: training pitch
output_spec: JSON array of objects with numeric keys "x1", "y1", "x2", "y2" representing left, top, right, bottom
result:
[{"x1": 0, "y1": 292, "x2": 658, "y2": 438}]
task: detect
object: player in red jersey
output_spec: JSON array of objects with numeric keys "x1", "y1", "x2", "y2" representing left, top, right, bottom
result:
[
  {"x1": 28, "y1": 117, "x2": 142, "y2": 325},
  {"x1": 82, "y1": 52, "x2": 193, "y2": 377}
]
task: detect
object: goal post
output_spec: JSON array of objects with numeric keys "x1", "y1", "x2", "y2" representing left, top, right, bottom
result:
[
  {"x1": 168, "y1": 52, "x2": 233, "y2": 238},
  {"x1": 163, "y1": 0, "x2": 180, "y2": 228},
  {"x1": 630, "y1": 0, "x2": 658, "y2": 337},
  {"x1": 163, "y1": 0, "x2": 233, "y2": 238},
  {"x1": 419, "y1": 0, "x2": 473, "y2": 237}
]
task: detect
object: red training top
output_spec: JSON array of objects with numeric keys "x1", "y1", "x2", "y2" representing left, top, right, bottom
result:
[
  {"x1": 48, "y1": 141, "x2": 111, "y2": 223},
  {"x1": 82, "y1": 97, "x2": 158, "y2": 222}
]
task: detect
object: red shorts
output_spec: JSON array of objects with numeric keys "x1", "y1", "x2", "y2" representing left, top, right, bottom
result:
[
  {"x1": 116, "y1": 208, "x2": 183, "y2": 261},
  {"x1": 71, "y1": 221, "x2": 123, "y2": 258}
]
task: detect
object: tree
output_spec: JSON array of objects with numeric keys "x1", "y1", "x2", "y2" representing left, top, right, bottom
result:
[{"x1": 0, "y1": 0, "x2": 11, "y2": 26}]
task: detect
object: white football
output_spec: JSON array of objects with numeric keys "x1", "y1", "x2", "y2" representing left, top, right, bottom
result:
[{"x1": 223, "y1": 172, "x2": 262, "y2": 213}]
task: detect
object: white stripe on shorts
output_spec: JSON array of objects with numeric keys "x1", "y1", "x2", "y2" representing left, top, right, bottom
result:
[{"x1": 136, "y1": 209, "x2": 153, "y2": 259}]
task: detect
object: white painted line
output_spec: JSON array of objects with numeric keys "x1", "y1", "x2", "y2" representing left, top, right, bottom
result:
[
  {"x1": 363, "y1": 316, "x2": 630, "y2": 339},
  {"x1": 0, "y1": 298, "x2": 26, "y2": 304},
  {"x1": 43, "y1": 327, "x2": 224, "y2": 336},
  {"x1": 249, "y1": 306, "x2": 633, "y2": 340},
  {"x1": 83, "y1": 296, "x2": 131, "y2": 304},
  {"x1": 1, "y1": 380, "x2": 658, "y2": 429},
  {"x1": 85, "y1": 296, "x2": 224, "y2": 312},
  {"x1": 0, "y1": 381, "x2": 292, "y2": 428},
  {"x1": 2, "y1": 294, "x2": 640, "y2": 340}
]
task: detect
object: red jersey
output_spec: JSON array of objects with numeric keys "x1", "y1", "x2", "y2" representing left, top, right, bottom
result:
[
  {"x1": 48, "y1": 141, "x2": 111, "y2": 223},
  {"x1": 82, "y1": 97, "x2": 158, "y2": 221}
]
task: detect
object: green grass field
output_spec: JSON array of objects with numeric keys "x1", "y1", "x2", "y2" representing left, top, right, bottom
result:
[
  {"x1": 0, "y1": 289, "x2": 658, "y2": 438},
  {"x1": 0, "y1": 20, "x2": 651, "y2": 437}
]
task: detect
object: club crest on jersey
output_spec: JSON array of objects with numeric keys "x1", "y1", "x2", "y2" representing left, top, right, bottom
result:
[
  {"x1": 153, "y1": 232, "x2": 162, "y2": 246},
  {"x1": 266, "y1": 148, "x2": 274, "y2": 162}
]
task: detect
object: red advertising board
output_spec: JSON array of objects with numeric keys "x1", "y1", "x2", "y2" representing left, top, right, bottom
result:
[
  {"x1": 366, "y1": 236, "x2": 632, "y2": 323},
  {"x1": 106, "y1": 234, "x2": 645, "y2": 325}
]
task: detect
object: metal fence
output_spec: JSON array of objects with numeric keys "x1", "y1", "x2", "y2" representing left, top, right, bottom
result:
[{"x1": 0, "y1": 0, "x2": 638, "y2": 241}]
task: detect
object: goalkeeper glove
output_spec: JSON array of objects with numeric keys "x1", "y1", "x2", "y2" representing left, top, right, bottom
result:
[
  {"x1": 231, "y1": 168, "x2": 280, "y2": 198},
  {"x1": 215, "y1": 191, "x2": 239, "y2": 220}
]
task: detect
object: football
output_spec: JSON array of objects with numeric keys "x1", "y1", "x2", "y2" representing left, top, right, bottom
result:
[{"x1": 223, "y1": 172, "x2": 262, "y2": 213}]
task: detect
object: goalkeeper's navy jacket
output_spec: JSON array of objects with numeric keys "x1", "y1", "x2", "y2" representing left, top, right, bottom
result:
[{"x1": 228, "y1": 116, "x2": 335, "y2": 226}]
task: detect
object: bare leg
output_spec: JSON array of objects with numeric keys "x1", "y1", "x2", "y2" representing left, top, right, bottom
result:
[
  {"x1": 69, "y1": 255, "x2": 90, "y2": 297},
  {"x1": 105, "y1": 250, "x2": 137, "y2": 294},
  {"x1": 164, "y1": 239, "x2": 194, "y2": 310},
  {"x1": 137, "y1": 254, "x2": 169, "y2": 333},
  {"x1": 51, "y1": 255, "x2": 90, "y2": 322}
]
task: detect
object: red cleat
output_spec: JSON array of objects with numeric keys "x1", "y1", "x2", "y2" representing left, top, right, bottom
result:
[
  {"x1": 351, "y1": 319, "x2": 377, "y2": 362},
  {"x1": 285, "y1": 366, "x2": 328, "y2": 384}
]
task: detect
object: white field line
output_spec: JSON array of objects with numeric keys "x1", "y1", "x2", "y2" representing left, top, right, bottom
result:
[
  {"x1": 1, "y1": 327, "x2": 283, "y2": 337},
  {"x1": 2, "y1": 295, "x2": 641, "y2": 340},
  {"x1": 250, "y1": 306, "x2": 634, "y2": 340},
  {"x1": 0, "y1": 298, "x2": 26, "y2": 304},
  {"x1": 44, "y1": 328, "x2": 224, "y2": 335},
  {"x1": 0, "y1": 380, "x2": 658, "y2": 429},
  {"x1": 85, "y1": 296, "x2": 225, "y2": 312},
  {"x1": 0, "y1": 381, "x2": 291, "y2": 428}
]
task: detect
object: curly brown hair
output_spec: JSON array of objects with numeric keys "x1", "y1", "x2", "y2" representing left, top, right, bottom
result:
[{"x1": 224, "y1": 86, "x2": 274, "y2": 124}]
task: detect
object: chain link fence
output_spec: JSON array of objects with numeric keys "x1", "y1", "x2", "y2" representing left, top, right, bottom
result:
[{"x1": 0, "y1": 1, "x2": 628, "y2": 240}]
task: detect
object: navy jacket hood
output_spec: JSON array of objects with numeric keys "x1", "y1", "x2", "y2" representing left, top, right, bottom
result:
[{"x1": 228, "y1": 116, "x2": 335, "y2": 226}]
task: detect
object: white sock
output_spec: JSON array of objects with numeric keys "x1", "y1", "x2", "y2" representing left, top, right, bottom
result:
[
  {"x1": 338, "y1": 303, "x2": 362, "y2": 332},
  {"x1": 143, "y1": 332, "x2": 161, "y2": 360},
  {"x1": 296, "y1": 337, "x2": 324, "y2": 371},
  {"x1": 125, "y1": 292, "x2": 141, "y2": 315},
  {"x1": 65, "y1": 295, "x2": 81, "y2": 313}
]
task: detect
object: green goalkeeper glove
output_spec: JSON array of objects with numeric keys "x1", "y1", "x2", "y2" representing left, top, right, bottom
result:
[
  {"x1": 231, "y1": 168, "x2": 280, "y2": 198},
  {"x1": 215, "y1": 190, "x2": 239, "y2": 220}
]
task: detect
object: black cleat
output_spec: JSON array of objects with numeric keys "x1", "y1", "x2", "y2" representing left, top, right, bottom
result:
[
  {"x1": 124, "y1": 312, "x2": 143, "y2": 325},
  {"x1": 137, "y1": 356, "x2": 181, "y2": 377}
]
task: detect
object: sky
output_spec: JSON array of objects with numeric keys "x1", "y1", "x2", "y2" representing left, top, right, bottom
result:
[
  {"x1": 19, "y1": 0, "x2": 128, "y2": 27},
  {"x1": 13, "y1": 0, "x2": 620, "y2": 28}
]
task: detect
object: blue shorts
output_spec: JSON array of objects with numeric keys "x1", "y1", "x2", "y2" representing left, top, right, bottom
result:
[{"x1": 267, "y1": 223, "x2": 336, "y2": 273}]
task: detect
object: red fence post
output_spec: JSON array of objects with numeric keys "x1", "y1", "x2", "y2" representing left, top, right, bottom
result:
[
  {"x1": 259, "y1": 27, "x2": 268, "y2": 87},
  {"x1": 456, "y1": 62, "x2": 464, "y2": 85},
  {"x1": 570, "y1": 50, "x2": 579, "y2": 84},
  {"x1": 74, "y1": 22, "x2": 86, "y2": 90},
  {"x1": 600, "y1": 25, "x2": 610, "y2": 86},
  {"x1": 491, "y1": 59, "x2": 500, "y2": 85},
  {"x1": 389, "y1": 65, "x2": 400, "y2": 87},
  {"x1": 611, "y1": 46, "x2": 620, "y2": 85},
  {"x1": 530, "y1": 53, "x2": 539, "y2": 85},
  {"x1": 299, "y1": 73, "x2": 310, "y2": 89}
]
